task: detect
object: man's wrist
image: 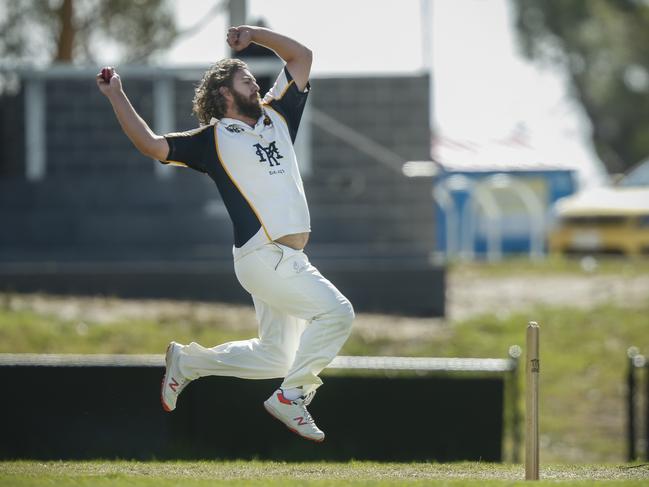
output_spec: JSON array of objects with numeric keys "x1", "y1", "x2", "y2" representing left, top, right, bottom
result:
[
  {"x1": 106, "y1": 89, "x2": 126, "y2": 104},
  {"x1": 248, "y1": 26, "x2": 262, "y2": 43}
]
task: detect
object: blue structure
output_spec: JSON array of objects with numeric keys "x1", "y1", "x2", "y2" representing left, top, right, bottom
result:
[{"x1": 431, "y1": 143, "x2": 577, "y2": 259}]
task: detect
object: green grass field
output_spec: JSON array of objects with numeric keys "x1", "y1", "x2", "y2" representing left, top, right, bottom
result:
[
  {"x1": 1, "y1": 257, "x2": 649, "y2": 481},
  {"x1": 1, "y1": 461, "x2": 648, "y2": 486},
  {"x1": 446, "y1": 254, "x2": 649, "y2": 277},
  {"x1": 2, "y1": 297, "x2": 647, "y2": 463}
]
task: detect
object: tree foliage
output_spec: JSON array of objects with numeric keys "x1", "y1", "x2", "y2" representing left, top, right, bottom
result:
[
  {"x1": 0, "y1": 0, "x2": 178, "y2": 65},
  {"x1": 511, "y1": 0, "x2": 649, "y2": 173}
]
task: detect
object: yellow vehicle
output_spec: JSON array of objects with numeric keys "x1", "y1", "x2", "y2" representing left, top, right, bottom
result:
[{"x1": 549, "y1": 160, "x2": 649, "y2": 256}]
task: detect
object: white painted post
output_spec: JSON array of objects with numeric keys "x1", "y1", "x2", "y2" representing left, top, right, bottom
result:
[
  {"x1": 432, "y1": 183, "x2": 458, "y2": 259},
  {"x1": 25, "y1": 79, "x2": 46, "y2": 181},
  {"x1": 153, "y1": 77, "x2": 175, "y2": 178},
  {"x1": 295, "y1": 102, "x2": 312, "y2": 177}
]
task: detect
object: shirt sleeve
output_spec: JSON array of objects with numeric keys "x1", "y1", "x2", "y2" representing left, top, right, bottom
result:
[
  {"x1": 159, "y1": 125, "x2": 213, "y2": 173},
  {"x1": 262, "y1": 66, "x2": 310, "y2": 143}
]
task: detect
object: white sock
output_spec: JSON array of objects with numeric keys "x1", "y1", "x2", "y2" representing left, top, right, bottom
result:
[{"x1": 281, "y1": 387, "x2": 303, "y2": 400}]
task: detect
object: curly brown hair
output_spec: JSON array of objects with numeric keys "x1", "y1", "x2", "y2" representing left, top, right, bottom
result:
[{"x1": 192, "y1": 58, "x2": 249, "y2": 125}]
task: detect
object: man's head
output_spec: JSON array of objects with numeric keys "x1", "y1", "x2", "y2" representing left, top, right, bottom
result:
[{"x1": 192, "y1": 59, "x2": 262, "y2": 125}]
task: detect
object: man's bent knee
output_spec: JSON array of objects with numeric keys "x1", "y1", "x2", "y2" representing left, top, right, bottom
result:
[{"x1": 332, "y1": 299, "x2": 354, "y2": 330}]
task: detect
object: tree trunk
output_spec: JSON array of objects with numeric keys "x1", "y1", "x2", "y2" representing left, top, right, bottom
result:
[{"x1": 55, "y1": 0, "x2": 75, "y2": 62}]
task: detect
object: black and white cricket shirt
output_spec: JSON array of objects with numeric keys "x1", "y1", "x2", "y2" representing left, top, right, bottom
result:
[{"x1": 160, "y1": 66, "x2": 311, "y2": 250}]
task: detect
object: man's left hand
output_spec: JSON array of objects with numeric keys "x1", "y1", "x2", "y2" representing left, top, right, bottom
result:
[{"x1": 227, "y1": 26, "x2": 255, "y2": 52}]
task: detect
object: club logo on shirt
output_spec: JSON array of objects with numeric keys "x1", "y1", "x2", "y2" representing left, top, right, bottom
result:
[
  {"x1": 226, "y1": 124, "x2": 245, "y2": 133},
  {"x1": 253, "y1": 141, "x2": 284, "y2": 167}
]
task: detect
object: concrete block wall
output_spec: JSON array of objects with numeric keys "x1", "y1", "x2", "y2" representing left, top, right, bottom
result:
[
  {"x1": 307, "y1": 76, "x2": 434, "y2": 256},
  {"x1": 0, "y1": 70, "x2": 444, "y2": 315},
  {"x1": 0, "y1": 72, "x2": 434, "y2": 261},
  {"x1": 45, "y1": 79, "x2": 155, "y2": 177}
]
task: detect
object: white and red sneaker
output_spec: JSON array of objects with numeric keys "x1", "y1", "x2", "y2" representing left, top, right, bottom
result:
[
  {"x1": 160, "y1": 341, "x2": 190, "y2": 412},
  {"x1": 263, "y1": 389, "x2": 325, "y2": 442}
]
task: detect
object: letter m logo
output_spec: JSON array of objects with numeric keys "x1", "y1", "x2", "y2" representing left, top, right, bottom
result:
[{"x1": 253, "y1": 141, "x2": 284, "y2": 167}]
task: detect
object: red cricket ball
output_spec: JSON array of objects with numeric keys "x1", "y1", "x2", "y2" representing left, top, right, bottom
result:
[{"x1": 101, "y1": 67, "x2": 114, "y2": 83}]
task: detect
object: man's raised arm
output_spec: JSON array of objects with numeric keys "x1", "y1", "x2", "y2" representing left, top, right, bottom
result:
[
  {"x1": 96, "y1": 67, "x2": 169, "y2": 162},
  {"x1": 227, "y1": 26, "x2": 312, "y2": 91}
]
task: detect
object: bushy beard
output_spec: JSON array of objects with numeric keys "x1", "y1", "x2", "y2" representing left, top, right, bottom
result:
[{"x1": 232, "y1": 89, "x2": 262, "y2": 121}]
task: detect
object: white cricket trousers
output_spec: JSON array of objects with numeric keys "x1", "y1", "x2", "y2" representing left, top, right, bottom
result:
[{"x1": 177, "y1": 242, "x2": 354, "y2": 394}]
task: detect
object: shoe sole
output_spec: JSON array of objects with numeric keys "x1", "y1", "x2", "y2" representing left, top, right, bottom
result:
[
  {"x1": 160, "y1": 342, "x2": 176, "y2": 412},
  {"x1": 263, "y1": 401, "x2": 325, "y2": 443}
]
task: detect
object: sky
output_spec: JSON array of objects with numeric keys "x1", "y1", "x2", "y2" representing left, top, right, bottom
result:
[{"x1": 162, "y1": 0, "x2": 607, "y2": 188}]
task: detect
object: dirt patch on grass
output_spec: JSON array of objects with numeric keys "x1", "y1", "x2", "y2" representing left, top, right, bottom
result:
[
  {"x1": 447, "y1": 271, "x2": 649, "y2": 321},
  {"x1": 3, "y1": 268, "x2": 648, "y2": 342}
]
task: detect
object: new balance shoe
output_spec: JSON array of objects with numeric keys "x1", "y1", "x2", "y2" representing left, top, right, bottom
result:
[
  {"x1": 263, "y1": 388, "x2": 325, "y2": 442},
  {"x1": 160, "y1": 341, "x2": 190, "y2": 412}
]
